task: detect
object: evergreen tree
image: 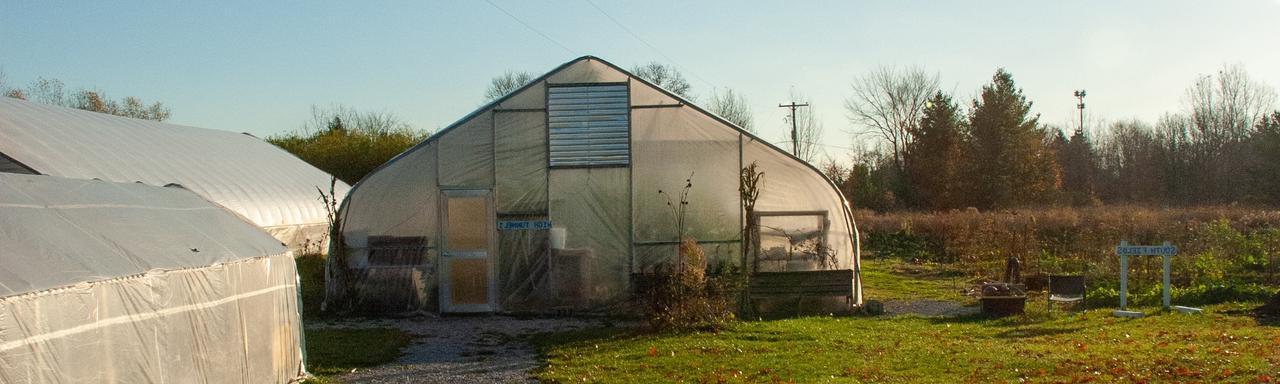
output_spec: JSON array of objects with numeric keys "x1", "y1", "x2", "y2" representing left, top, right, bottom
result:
[
  {"x1": 905, "y1": 92, "x2": 969, "y2": 210},
  {"x1": 1055, "y1": 128, "x2": 1098, "y2": 205},
  {"x1": 1249, "y1": 111, "x2": 1280, "y2": 205},
  {"x1": 967, "y1": 69, "x2": 1060, "y2": 208}
]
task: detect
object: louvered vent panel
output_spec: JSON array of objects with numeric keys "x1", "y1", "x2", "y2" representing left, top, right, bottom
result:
[{"x1": 547, "y1": 84, "x2": 630, "y2": 167}]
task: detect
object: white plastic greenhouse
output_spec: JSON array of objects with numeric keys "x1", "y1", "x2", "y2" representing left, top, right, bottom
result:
[
  {"x1": 0, "y1": 173, "x2": 305, "y2": 383},
  {"x1": 330, "y1": 56, "x2": 860, "y2": 314},
  {"x1": 0, "y1": 97, "x2": 349, "y2": 252}
]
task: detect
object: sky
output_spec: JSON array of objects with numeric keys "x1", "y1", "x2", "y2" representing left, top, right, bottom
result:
[{"x1": 2, "y1": 0, "x2": 1278, "y2": 161}]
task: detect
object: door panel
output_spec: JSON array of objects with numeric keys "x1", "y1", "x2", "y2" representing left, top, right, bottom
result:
[
  {"x1": 448, "y1": 258, "x2": 490, "y2": 305},
  {"x1": 441, "y1": 190, "x2": 495, "y2": 313},
  {"x1": 446, "y1": 197, "x2": 488, "y2": 251}
]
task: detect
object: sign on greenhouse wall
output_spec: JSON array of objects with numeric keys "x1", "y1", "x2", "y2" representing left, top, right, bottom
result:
[{"x1": 498, "y1": 220, "x2": 552, "y2": 231}]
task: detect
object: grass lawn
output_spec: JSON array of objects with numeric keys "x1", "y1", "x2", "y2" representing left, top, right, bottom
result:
[
  {"x1": 536, "y1": 259, "x2": 1279, "y2": 382},
  {"x1": 302, "y1": 327, "x2": 412, "y2": 384},
  {"x1": 859, "y1": 258, "x2": 970, "y2": 302},
  {"x1": 534, "y1": 304, "x2": 1279, "y2": 383}
]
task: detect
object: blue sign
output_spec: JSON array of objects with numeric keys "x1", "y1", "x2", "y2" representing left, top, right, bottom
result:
[{"x1": 498, "y1": 220, "x2": 552, "y2": 231}]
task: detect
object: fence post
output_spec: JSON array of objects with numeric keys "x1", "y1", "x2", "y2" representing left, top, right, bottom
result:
[{"x1": 1162, "y1": 241, "x2": 1172, "y2": 310}]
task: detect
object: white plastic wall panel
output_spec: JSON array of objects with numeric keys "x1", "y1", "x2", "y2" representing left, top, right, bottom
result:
[
  {"x1": 546, "y1": 59, "x2": 628, "y2": 84},
  {"x1": 631, "y1": 107, "x2": 742, "y2": 244},
  {"x1": 548, "y1": 168, "x2": 630, "y2": 306},
  {"x1": 335, "y1": 142, "x2": 440, "y2": 312},
  {"x1": 742, "y1": 138, "x2": 856, "y2": 272},
  {"x1": 495, "y1": 112, "x2": 548, "y2": 212},
  {"x1": 0, "y1": 173, "x2": 288, "y2": 296},
  {"x1": 629, "y1": 78, "x2": 681, "y2": 106},
  {"x1": 0, "y1": 173, "x2": 303, "y2": 383},
  {"x1": 439, "y1": 112, "x2": 494, "y2": 187},
  {"x1": 0, "y1": 98, "x2": 349, "y2": 249},
  {"x1": 0, "y1": 254, "x2": 303, "y2": 384},
  {"x1": 497, "y1": 81, "x2": 546, "y2": 110},
  {"x1": 548, "y1": 84, "x2": 630, "y2": 167},
  {"x1": 342, "y1": 142, "x2": 440, "y2": 240}
]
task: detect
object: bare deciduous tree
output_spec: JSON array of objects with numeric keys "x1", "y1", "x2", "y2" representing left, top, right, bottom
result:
[
  {"x1": 1185, "y1": 64, "x2": 1277, "y2": 146},
  {"x1": 26, "y1": 77, "x2": 67, "y2": 106},
  {"x1": 3, "y1": 72, "x2": 171, "y2": 121},
  {"x1": 707, "y1": 88, "x2": 754, "y2": 133},
  {"x1": 844, "y1": 66, "x2": 939, "y2": 173},
  {"x1": 633, "y1": 62, "x2": 693, "y2": 99},
  {"x1": 483, "y1": 70, "x2": 533, "y2": 102},
  {"x1": 1181, "y1": 64, "x2": 1276, "y2": 202}
]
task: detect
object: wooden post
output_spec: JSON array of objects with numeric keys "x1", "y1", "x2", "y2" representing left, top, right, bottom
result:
[
  {"x1": 1162, "y1": 242, "x2": 1172, "y2": 310},
  {"x1": 1119, "y1": 240, "x2": 1129, "y2": 310}
]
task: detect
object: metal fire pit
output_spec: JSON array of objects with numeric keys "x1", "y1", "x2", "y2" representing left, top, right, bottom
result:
[
  {"x1": 976, "y1": 282, "x2": 1026, "y2": 317},
  {"x1": 980, "y1": 296, "x2": 1026, "y2": 317}
]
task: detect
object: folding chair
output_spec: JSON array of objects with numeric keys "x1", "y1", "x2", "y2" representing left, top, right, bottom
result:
[{"x1": 1047, "y1": 275, "x2": 1086, "y2": 315}]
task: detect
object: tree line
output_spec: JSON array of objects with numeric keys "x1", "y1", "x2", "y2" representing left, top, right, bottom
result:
[
  {"x1": 0, "y1": 70, "x2": 171, "y2": 121},
  {"x1": 830, "y1": 64, "x2": 1280, "y2": 212}
]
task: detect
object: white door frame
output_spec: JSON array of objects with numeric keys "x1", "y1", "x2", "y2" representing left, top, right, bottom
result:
[{"x1": 439, "y1": 189, "x2": 498, "y2": 313}]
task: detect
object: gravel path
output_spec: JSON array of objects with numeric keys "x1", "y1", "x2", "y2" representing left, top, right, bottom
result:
[
  {"x1": 883, "y1": 299, "x2": 979, "y2": 317},
  {"x1": 315, "y1": 316, "x2": 606, "y2": 384}
]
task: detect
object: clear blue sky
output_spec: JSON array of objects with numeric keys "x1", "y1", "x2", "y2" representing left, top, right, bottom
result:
[{"x1": 3, "y1": 0, "x2": 1278, "y2": 160}]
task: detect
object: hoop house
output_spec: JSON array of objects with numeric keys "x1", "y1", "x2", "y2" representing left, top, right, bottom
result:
[
  {"x1": 331, "y1": 56, "x2": 860, "y2": 314},
  {"x1": 0, "y1": 173, "x2": 305, "y2": 383},
  {"x1": 0, "y1": 97, "x2": 349, "y2": 252}
]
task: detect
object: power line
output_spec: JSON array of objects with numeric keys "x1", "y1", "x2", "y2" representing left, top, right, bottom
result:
[
  {"x1": 581, "y1": 0, "x2": 717, "y2": 90},
  {"x1": 776, "y1": 139, "x2": 859, "y2": 152},
  {"x1": 483, "y1": 0, "x2": 575, "y2": 55}
]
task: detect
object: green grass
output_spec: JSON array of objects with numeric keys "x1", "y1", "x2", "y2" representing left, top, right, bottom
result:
[
  {"x1": 303, "y1": 327, "x2": 413, "y2": 383},
  {"x1": 860, "y1": 258, "x2": 970, "y2": 302},
  {"x1": 296, "y1": 253, "x2": 328, "y2": 319},
  {"x1": 534, "y1": 304, "x2": 1280, "y2": 383}
]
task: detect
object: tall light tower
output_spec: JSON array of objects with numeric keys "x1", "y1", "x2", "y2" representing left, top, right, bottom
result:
[{"x1": 1073, "y1": 90, "x2": 1087, "y2": 135}]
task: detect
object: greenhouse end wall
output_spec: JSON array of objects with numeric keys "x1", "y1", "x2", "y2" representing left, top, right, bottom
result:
[{"x1": 332, "y1": 56, "x2": 861, "y2": 314}]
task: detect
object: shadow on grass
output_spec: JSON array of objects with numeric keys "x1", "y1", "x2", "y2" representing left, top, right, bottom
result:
[{"x1": 993, "y1": 326, "x2": 1085, "y2": 339}]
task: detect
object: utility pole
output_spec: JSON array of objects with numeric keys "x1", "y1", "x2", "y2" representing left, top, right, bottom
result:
[
  {"x1": 1073, "y1": 90, "x2": 1086, "y2": 135},
  {"x1": 778, "y1": 101, "x2": 809, "y2": 156}
]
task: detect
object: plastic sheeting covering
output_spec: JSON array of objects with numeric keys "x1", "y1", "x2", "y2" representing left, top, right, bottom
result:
[
  {"x1": 335, "y1": 140, "x2": 440, "y2": 313},
  {"x1": 0, "y1": 97, "x2": 350, "y2": 252},
  {"x1": 333, "y1": 56, "x2": 860, "y2": 313},
  {"x1": 548, "y1": 168, "x2": 631, "y2": 307},
  {"x1": 0, "y1": 173, "x2": 304, "y2": 383},
  {"x1": 494, "y1": 112, "x2": 548, "y2": 213},
  {"x1": 631, "y1": 106, "x2": 742, "y2": 271}
]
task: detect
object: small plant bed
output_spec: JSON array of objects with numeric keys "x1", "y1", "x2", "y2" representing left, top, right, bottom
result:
[
  {"x1": 303, "y1": 327, "x2": 412, "y2": 383},
  {"x1": 534, "y1": 303, "x2": 1280, "y2": 383}
]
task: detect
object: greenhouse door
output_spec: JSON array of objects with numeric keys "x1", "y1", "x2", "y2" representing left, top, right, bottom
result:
[{"x1": 440, "y1": 190, "x2": 496, "y2": 313}]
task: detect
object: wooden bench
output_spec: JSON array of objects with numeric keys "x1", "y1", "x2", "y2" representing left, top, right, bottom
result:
[{"x1": 748, "y1": 269, "x2": 855, "y2": 314}]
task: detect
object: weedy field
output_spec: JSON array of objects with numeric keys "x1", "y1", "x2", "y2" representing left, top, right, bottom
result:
[{"x1": 858, "y1": 206, "x2": 1280, "y2": 307}]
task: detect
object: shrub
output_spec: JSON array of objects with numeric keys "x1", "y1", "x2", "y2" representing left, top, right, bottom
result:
[
  {"x1": 268, "y1": 105, "x2": 428, "y2": 184},
  {"x1": 637, "y1": 238, "x2": 740, "y2": 331}
]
